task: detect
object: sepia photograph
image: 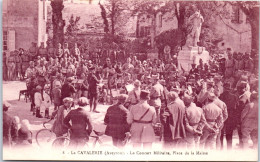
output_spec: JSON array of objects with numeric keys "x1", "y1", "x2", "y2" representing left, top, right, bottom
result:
[{"x1": 2, "y1": 0, "x2": 259, "y2": 161}]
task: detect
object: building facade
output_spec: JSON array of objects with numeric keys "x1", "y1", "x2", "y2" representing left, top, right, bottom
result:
[
  {"x1": 2, "y1": 0, "x2": 47, "y2": 52},
  {"x1": 136, "y1": 3, "x2": 252, "y2": 53}
]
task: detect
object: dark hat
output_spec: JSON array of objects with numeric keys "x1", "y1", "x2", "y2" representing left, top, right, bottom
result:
[{"x1": 140, "y1": 90, "x2": 150, "y2": 100}]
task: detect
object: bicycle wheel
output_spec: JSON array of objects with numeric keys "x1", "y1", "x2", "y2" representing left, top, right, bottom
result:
[
  {"x1": 36, "y1": 129, "x2": 56, "y2": 147},
  {"x1": 52, "y1": 137, "x2": 70, "y2": 149}
]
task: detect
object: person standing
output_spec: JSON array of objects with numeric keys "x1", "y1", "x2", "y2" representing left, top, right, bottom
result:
[
  {"x1": 38, "y1": 42, "x2": 48, "y2": 60},
  {"x1": 200, "y1": 93, "x2": 223, "y2": 149},
  {"x1": 241, "y1": 91, "x2": 258, "y2": 149},
  {"x1": 52, "y1": 82, "x2": 62, "y2": 111},
  {"x1": 61, "y1": 77, "x2": 76, "y2": 101},
  {"x1": 127, "y1": 90, "x2": 157, "y2": 149},
  {"x1": 51, "y1": 97, "x2": 73, "y2": 137},
  {"x1": 167, "y1": 91, "x2": 186, "y2": 148},
  {"x1": 213, "y1": 88, "x2": 228, "y2": 150},
  {"x1": 183, "y1": 94, "x2": 205, "y2": 148},
  {"x1": 7, "y1": 51, "x2": 16, "y2": 81},
  {"x1": 219, "y1": 82, "x2": 237, "y2": 150},
  {"x1": 34, "y1": 86, "x2": 44, "y2": 118},
  {"x1": 64, "y1": 97, "x2": 93, "y2": 149},
  {"x1": 149, "y1": 74, "x2": 164, "y2": 118},
  {"x1": 3, "y1": 52, "x2": 8, "y2": 81},
  {"x1": 104, "y1": 94, "x2": 130, "y2": 148},
  {"x1": 87, "y1": 67, "x2": 100, "y2": 113},
  {"x1": 124, "y1": 80, "x2": 141, "y2": 109}
]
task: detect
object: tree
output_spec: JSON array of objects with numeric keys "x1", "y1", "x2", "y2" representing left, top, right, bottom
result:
[
  {"x1": 234, "y1": 1, "x2": 259, "y2": 53},
  {"x1": 65, "y1": 15, "x2": 81, "y2": 38},
  {"x1": 98, "y1": 0, "x2": 130, "y2": 43},
  {"x1": 51, "y1": 0, "x2": 65, "y2": 48}
]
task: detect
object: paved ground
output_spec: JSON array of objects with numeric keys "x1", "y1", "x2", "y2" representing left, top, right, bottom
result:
[{"x1": 2, "y1": 81, "x2": 249, "y2": 150}]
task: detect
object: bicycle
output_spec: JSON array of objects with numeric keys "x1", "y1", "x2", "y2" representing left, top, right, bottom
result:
[
  {"x1": 52, "y1": 129, "x2": 132, "y2": 149},
  {"x1": 35, "y1": 119, "x2": 56, "y2": 147}
]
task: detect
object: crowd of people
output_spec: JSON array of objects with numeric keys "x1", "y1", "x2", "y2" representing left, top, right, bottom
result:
[{"x1": 3, "y1": 41, "x2": 258, "y2": 151}]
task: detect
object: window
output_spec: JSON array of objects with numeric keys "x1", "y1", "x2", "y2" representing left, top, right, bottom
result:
[
  {"x1": 232, "y1": 6, "x2": 243, "y2": 23},
  {"x1": 3, "y1": 31, "x2": 8, "y2": 51}
]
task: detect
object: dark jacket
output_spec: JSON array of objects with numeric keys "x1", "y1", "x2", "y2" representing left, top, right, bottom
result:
[
  {"x1": 104, "y1": 103, "x2": 130, "y2": 139},
  {"x1": 64, "y1": 108, "x2": 93, "y2": 139},
  {"x1": 219, "y1": 90, "x2": 238, "y2": 129},
  {"x1": 3, "y1": 112, "x2": 18, "y2": 147}
]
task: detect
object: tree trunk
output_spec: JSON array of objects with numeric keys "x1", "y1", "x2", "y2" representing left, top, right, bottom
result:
[
  {"x1": 111, "y1": 1, "x2": 116, "y2": 38},
  {"x1": 51, "y1": 0, "x2": 65, "y2": 48},
  {"x1": 250, "y1": 19, "x2": 259, "y2": 53},
  {"x1": 151, "y1": 13, "x2": 156, "y2": 49}
]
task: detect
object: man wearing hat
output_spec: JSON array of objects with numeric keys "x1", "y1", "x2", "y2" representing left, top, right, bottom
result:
[
  {"x1": 127, "y1": 90, "x2": 157, "y2": 149},
  {"x1": 150, "y1": 74, "x2": 164, "y2": 118},
  {"x1": 87, "y1": 66, "x2": 100, "y2": 113},
  {"x1": 104, "y1": 94, "x2": 130, "y2": 147},
  {"x1": 213, "y1": 87, "x2": 228, "y2": 150},
  {"x1": 241, "y1": 91, "x2": 258, "y2": 149},
  {"x1": 200, "y1": 93, "x2": 223, "y2": 149},
  {"x1": 183, "y1": 94, "x2": 206, "y2": 148},
  {"x1": 51, "y1": 97, "x2": 74, "y2": 137},
  {"x1": 25, "y1": 61, "x2": 37, "y2": 79},
  {"x1": 3, "y1": 101, "x2": 18, "y2": 148},
  {"x1": 64, "y1": 97, "x2": 93, "y2": 149},
  {"x1": 125, "y1": 80, "x2": 141, "y2": 109},
  {"x1": 235, "y1": 80, "x2": 251, "y2": 148},
  {"x1": 165, "y1": 91, "x2": 186, "y2": 148}
]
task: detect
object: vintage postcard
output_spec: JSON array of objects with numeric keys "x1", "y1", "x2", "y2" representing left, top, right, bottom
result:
[{"x1": 2, "y1": 0, "x2": 259, "y2": 161}]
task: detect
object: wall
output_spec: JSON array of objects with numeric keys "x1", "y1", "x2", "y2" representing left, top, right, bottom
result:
[{"x1": 2, "y1": 0, "x2": 47, "y2": 51}]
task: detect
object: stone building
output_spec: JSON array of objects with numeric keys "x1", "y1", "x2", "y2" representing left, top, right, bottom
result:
[{"x1": 2, "y1": 0, "x2": 47, "y2": 52}]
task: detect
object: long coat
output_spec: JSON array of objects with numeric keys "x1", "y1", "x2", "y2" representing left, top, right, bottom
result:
[
  {"x1": 104, "y1": 103, "x2": 130, "y2": 139},
  {"x1": 51, "y1": 105, "x2": 70, "y2": 136},
  {"x1": 127, "y1": 101, "x2": 157, "y2": 143},
  {"x1": 167, "y1": 98, "x2": 186, "y2": 140}
]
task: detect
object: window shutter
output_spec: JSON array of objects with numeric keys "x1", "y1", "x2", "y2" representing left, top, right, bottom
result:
[{"x1": 8, "y1": 30, "x2": 15, "y2": 51}]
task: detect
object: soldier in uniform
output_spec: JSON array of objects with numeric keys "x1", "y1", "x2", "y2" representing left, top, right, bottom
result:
[
  {"x1": 149, "y1": 74, "x2": 164, "y2": 119},
  {"x1": 14, "y1": 50, "x2": 22, "y2": 80},
  {"x1": 235, "y1": 81, "x2": 251, "y2": 148},
  {"x1": 47, "y1": 43, "x2": 56, "y2": 60},
  {"x1": 38, "y1": 42, "x2": 48, "y2": 60},
  {"x1": 244, "y1": 52, "x2": 254, "y2": 73},
  {"x1": 28, "y1": 42, "x2": 38, "y2": 61},
  {"x1": 213, "y1": 88, "x2": 228, "y2": 150},
  {"x1": 127, "y1": 90, "x2": 157, "y2": 149},
  {"x1": 7, "y1": 51, "x2": 16, "y2": 81},
  {"x1": 219, "y1": 82, "x2": 237, "y2": 150},
  {"x1": 225, "y1": 53, "x2": 234, "y2": 78},
  {"x1": 25, "y1": 61, "x2": 37, "y2": 79},
  {"x1": 241, "y1": 91, "x2": 258, "y2": 149},
  {"x1": 3, "y1": 52, "x2": 8, "y2": 81},
  {"x1": 200, "y1": 93, "x2": 223, "y2": 149},
  {"x1": 183, "y1": 94, "x2": 206, "y2": 148},
  {"x1": 21, "y1": 49, "x2": 30, "y2": 80}
]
